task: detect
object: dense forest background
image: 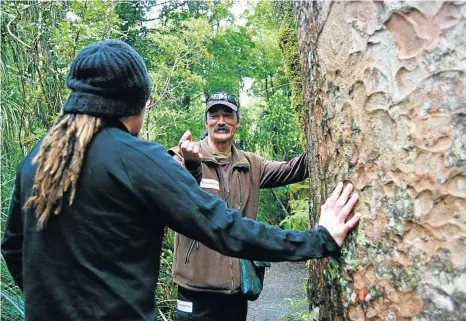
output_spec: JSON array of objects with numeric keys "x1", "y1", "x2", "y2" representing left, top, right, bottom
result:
[
  {"x1": 5, "y1": 1, "x2": 463, "y2": 320},
  {"x1": 0, "y1": 1, "x2": 307, "y2": 320}
]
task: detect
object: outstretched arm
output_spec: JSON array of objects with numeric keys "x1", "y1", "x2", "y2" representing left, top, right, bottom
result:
[
  {"x1": 124, "y1": 141, "x2": 360, "y2": 262},
  {"x1": 260, "y1": 152, "x2": 309, "y2": 188}
]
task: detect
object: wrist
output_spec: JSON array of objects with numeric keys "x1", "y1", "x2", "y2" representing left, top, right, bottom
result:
[{"x1": 317, "y1": 225, "x2": 341, "y2": 255}]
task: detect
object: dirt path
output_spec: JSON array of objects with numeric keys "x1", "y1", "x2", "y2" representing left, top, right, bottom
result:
[{"x1": 247, "y1": 262, "x2": 308, "y2": 321}]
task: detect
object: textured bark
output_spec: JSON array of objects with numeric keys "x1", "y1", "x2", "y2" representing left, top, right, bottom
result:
[{"x1": 295, "y1": 1, "x2": 466, "y2": 320}]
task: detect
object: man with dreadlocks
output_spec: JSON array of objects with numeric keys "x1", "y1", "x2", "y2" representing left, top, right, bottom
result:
[{"x1": 2, "y1": 40, "x2": 361, "y2": 321}]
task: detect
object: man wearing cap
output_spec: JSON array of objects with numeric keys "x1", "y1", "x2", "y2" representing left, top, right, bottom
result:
[
  {"x1": 2, "y1": 40, "x2": 360, "y2": 321},
  {"x1": 170, "y1": 92, "x2": 321, "y2": 321}
]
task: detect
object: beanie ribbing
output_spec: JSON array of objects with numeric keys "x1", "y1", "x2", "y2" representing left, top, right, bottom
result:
[{"x1": 63, "y1": 39, "x2": 151, "y2": 117}]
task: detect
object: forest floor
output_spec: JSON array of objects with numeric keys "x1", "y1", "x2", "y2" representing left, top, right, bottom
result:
[{"x1": 247, "y1": 261, "x2": 308, "y2": 321}]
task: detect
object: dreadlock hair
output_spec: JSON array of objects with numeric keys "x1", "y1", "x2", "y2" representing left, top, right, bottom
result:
[{"x1": 24, "y1": 113, "x2": 104, "y2": 229}]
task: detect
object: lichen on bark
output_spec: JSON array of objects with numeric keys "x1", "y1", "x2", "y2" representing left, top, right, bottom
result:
[
  {"x1": 278, "y1": 18, "x2": 304, "y2": 122},
  {"x1": 295, "y1": 0, "x2": 466, "y2": 320},
  {"x1": 273, "y1": 1, "x2": 304, "y2": 124}
]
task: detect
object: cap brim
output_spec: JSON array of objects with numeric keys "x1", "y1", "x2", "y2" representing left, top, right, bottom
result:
[{"x1": 205, "y1": 101, "x2": 238, "y2": 112}]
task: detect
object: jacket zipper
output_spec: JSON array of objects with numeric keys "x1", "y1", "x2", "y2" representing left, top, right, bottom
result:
[
  {"x1": 185, "y1": 240, "x2": 196, "y2": 265},
  {"x1": 237, "y1": 172, "x2": 242, "y2": 210},
  {"x1": 230, "y1": 257, "x2": 234, "y2": 291},
  {"x1": 221, "y1": 166, "x2": 236, "y2": 291},
  {"x1": 230, "y1": 172, "x2": 243, "y2": 291}
]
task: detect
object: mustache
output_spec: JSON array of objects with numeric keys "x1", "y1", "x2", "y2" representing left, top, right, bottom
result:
[{"x1": 214, "y1": 125, "x2": 231, "y2": 133}]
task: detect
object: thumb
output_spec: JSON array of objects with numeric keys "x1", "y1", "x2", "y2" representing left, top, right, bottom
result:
[{"x1": 178, "y1": 130, "x2": 192, "y2": 147}]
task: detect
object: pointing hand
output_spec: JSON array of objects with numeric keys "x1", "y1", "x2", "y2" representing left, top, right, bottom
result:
[{"x1": 178, "y1": 130, "x2": 203, "y2": 161}]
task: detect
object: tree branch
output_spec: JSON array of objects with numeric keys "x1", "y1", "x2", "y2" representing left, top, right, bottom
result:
[
  {"x1": 6, "y1": 11, "x2": 33, "y2": 49},
  {"x1": 271, "y1": 190, "x2": 290, "y2": 217}
]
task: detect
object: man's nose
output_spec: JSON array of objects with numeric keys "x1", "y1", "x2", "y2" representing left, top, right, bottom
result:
[{"x1": 217, "y1": 115, "x2": 226, "y2": 124}]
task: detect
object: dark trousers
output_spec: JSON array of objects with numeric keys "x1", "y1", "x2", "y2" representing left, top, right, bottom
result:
[{"x1": 175, "y1": 286, "x2": 248, "y2": 321}]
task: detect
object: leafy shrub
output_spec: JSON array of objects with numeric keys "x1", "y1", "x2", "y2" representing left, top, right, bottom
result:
[{"x1": 279, "y1": 180, "x2": 309, "y2": 230}]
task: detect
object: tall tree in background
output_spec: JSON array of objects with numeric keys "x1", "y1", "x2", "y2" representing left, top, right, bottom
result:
[{"x1": 295, "y1": 1, "x2": 465, "y2": 320}]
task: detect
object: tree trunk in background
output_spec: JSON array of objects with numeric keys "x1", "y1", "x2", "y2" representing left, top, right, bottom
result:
[{"x1": 295, "y1": 1, "x2": 465, "y2": 320}]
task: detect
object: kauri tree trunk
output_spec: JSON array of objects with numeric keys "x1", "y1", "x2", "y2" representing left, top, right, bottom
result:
[{"x1": 295, "y1": 1, "x2": 465, "y2": 320}]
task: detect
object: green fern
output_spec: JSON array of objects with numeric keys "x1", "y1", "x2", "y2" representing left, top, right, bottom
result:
[
  {"x1": 1, "y1": 259, "x2": 24, "y2": 321},
  {"x1": 279, "y1": 198, "x2": 309, "y2": 231}
]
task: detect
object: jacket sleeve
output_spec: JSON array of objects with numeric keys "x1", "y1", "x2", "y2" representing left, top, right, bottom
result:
[
  {"x1": 168, "y1": 147, "x2": 202, "y2": 184},
  {"x1": 123, "y1": 141, "x2": 339, "y2": 262},
  {"x1": 259, "y1": 151, "x2": 309, "y2": 188},
  {"x1": 1, "y1": 162, "x2": 25, "y2": 291}
]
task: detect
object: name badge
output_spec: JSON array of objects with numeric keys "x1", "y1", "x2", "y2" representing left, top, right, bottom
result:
[
  {"x1": 200, "y1": 178, "x2": 220, "y2": 191},
  {"x1": 177, "y1": 299, "x2": 193, "y2": 313}
]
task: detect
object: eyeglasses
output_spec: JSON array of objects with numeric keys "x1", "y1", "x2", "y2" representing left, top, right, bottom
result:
[{"x1": 207, "y1": 92, "x2": 239, "y2": 107}]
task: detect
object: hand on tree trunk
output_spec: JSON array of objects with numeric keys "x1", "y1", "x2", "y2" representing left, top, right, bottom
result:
[{"x1": 319, "y1": 182, "x2": 361, "y2": 247}]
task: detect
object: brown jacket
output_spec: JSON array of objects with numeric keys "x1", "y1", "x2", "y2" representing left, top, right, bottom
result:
[{"x1": 169, "y1": 139, "x2": 309, "y2": 294}]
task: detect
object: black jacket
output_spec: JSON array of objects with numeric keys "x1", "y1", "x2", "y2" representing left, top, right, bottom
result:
[{"x1": 1, "y1": 119, "x2": 339, "y2": 321}]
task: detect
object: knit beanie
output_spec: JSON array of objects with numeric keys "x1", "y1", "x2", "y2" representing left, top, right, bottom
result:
[{"x1": 63, "y1": 39, "x2": 151, "y2": 117}]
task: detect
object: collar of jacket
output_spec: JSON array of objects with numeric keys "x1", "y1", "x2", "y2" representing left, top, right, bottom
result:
[
  {"x1": 104, "y1": 117, "x2": 130, "y2": 133},
  {"x1": 200, "y1": 137, "x2": 249, "y2": 169}
]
